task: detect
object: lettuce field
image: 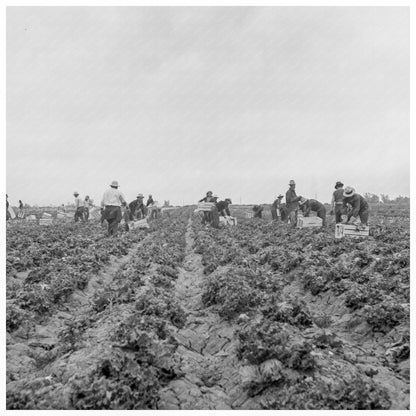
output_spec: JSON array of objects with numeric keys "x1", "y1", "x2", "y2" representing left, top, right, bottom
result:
[{"x1": 6, "y1": 207, "x2": 410, "y2": 410}]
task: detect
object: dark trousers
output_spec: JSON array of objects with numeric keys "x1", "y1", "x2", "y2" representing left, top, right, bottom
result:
[
  {"x1": 104, "y1": 206, "x2": 122, "y2": 236},
  {"x1": 271, "y1": 208, "x2": 278, "y2": 220},
  {"x1": 335, "y1": 205, "x2": 344, "y2": 223},
  {"x1": 359, "y1": 209, "x2": 369, "y2": 226},
  {"x1": 288, "y1": 209, "x2": 298, "y2": 227},
  {"x1": 317, "y1": 207, "x2": 327, "y2": 226},
  {"x1": 211, "y1": 207, "x2": 220, "y2": 228},
  {"x1": 202, "y1": 211, "x2": 212, "y2": 225},
  {"x1": 83, "y1": 208, "x2": 89, "y2": 221},
  {"x1": 74, "y1": 207, "x2": 84, "y2": 222}
]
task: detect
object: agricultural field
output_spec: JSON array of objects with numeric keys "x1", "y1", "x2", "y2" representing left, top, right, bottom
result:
[{"x1": 6, "y1": 206, "x2": 410, "y2": 410}]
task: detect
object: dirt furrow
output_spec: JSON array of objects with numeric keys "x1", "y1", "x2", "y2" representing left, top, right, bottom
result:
[{"x1": 158, "y1": 220, "x2": 252, "y2": 410}]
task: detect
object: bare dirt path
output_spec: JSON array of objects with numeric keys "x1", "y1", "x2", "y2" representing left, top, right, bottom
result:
[{"x1": 158, "y1": 220, "x2": 258, "y2": 410}]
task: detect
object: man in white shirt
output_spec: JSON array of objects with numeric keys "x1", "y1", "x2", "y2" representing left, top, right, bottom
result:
[
  {"x1": 73, "y1": 191, "x2": 84, "y2": 222},
  {"x1": 101, "y1": 180, "x2": 127, "y2": 236}
]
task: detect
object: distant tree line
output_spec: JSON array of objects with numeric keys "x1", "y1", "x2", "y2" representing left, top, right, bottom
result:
[{"x1": 364, "y1": 193, "x2": 410, "y2": 204}]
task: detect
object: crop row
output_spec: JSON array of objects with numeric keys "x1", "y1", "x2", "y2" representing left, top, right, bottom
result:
[
  {"x1": 7, "y1": 210, "x2": 191, "y2": 410},
  {"x1": 193, "y1": 216, "x2": 409, "y2": 409},
  {"x1": 6, "y1": 222, "x2": 148, "y2": 332}
]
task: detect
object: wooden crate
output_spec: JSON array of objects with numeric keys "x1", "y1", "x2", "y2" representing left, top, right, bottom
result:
[
  {"x1": 197, "y1": 202, "x2": 215, "y2": 212},
  {"x1": 89, "y1": 207, "x2": 102, "y2": 220},
  {"x1": 39, "y1": 218, "x2": 53, "y2": 226},
  {"x1": 42, "y1": 212, "x2": 53, "y2": 219},
  {"x1": 335, "y1": 224, "x2": 370, "y2": 238},
  {"x1": 56, "y1": 211, "x2": 66, "y2": 219},
  {"x1": 130, "y1": 219, "x2": 149, "y2": 229},
  {"x1": 26, "y1": 215, "x2": 37, "y2": 221},
  {"x1": 219, "y1": 216, "x2": 237, "y2": 226},
  {"x1": 297, "y1": 216, "x2": 322, "y2": 228}
]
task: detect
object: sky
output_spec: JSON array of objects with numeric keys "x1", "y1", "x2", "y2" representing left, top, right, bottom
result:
[{"x1": 6, "y1": 6, "x2": 410, "y2": 206}]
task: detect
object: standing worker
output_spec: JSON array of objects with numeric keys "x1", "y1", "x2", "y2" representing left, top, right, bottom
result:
[
  {"x1": 73, "y1": 191, "x2": 84, "y2": 222},
  {"x1": 199, "y1": 191, "x2": 216, "y2": 225},
  {"x1": 342, "y1": 187, "x2": 369, "y2": 226},
  {"x1": 101, "y1": 180, "x2": 127, "y2": 236},
  {"x1": 286, "y1": 180, "x2": 302, "y2": 227},
  {"x1": 271, "y1": 195, "x2": 283, "y2": 221},
  {"x1": 299, "y1": 197, "x2": 327, "y2": 226},
  {"x1": 331, "y1": 181, "x2": 345, "y2": 223},
  {"x1": 146, "y1": 194, "x2": 154, "y2": 207},
  {"x1": 83, "y1": 195, "x2": 93, "y2": 221}
]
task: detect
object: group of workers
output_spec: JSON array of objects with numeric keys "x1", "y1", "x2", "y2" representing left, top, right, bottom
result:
[
  {"x1": 7, "y1": 179, "x2": 370, "y2": 235},
  {"x1": 74, "y1": 181, "x2": 159, "y2": 236},
  {"x1": 197, "y1": 179, "x2": 369, "y2": 229},
  {"x1": 267, "y1": 180, "x2": 369, "y2": 227},
  {"x1": 198, "y1": 191, "x2": 232, "y2": 229}
]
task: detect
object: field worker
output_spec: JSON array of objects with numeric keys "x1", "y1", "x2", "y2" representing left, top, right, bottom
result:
[
  {"x1": 210, "y1": 195, "x2": 221, "y2": 228},
  {"x1": 286, "y1": 180, "x2": 302, "y2": 227},
  {"x1": 199, "y1": 191, "x2": 216, "y2": 225},
  {"x1": 101, "y1": 180, "x2": 127, "y2": 236},
  {"x1": 216, "y1": 198, "x2": 232, "y2": 217},
  {"x1": 199, "y1": 191, "x2": 215, "y2": 203},
  {"x1": 342, "y1": 186, "x2": 369, "y2": 226},
  {"x1": 271, "y1": 195, "x2": 283, "y2": 221},
  {"x1": 83, "y1": 195, "x2": 93, "y2": 221},
  {"x1": 299, "y1": 197, "x2": 327, "y2": 226},
  {"x1": 146, "y1": 194, "x2": 154, "y2": 207},
  {"x1": 252, "y1": 205, "x2": 264, "y2": 218},
  {"x1": 129, "y1": 194, "x2": 147, "y2": 220},
  {"x1": 331, "y1": 181, "x2": 345, "y2": 223},
  {"x1": 73, "y1": 191, "x2": 84, "y2": 222}
]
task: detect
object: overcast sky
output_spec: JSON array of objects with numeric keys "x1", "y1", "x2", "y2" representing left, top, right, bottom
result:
[{"x1": 6, "y1": 6, "x2": 409, "y2": 206}]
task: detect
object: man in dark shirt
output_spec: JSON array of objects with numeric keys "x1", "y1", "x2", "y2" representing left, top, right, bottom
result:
[
  {"x1": 299, "y1": 198, "x2": 327, "y2": 226},
  {"x1": 342, "y1": 187, "x2": 369, "y2": 226},
  {"x1": 216, "y1": 198, "x2": 232, "y2": 217},
  {"x1": 286, "y1": 180, "x2": 302, "y2": 227},
  {"x1": 146, "y1": 195, "x2": 154, "y2": 207},
  {"x1": 331, "y1": 181, "x2": 345, "y2": 223},
  {"x1": 252, "y1": 205, "x2": 264, "y2": 218},
  {"x1": 129, "y1": 194, "x2": 146, "y2": 220},
  {"x1": 198, "y1": 191, "x2": 216, "y2": 225}
]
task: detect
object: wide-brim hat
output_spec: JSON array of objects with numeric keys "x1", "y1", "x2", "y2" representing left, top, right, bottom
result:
[
  {"x1": 277, "y1": 195, "x2": 283, "y2": 199},
  {"x1": 343, "y1": 186, "x2": 355, "y2": 197},
  {"x1": 289, "y1": 180, "x2": 296, "y2": 185},
  {"x1": 137, "y1": 194, "x2": 144, "y2": 198},
  {"x1": 73, "y1": 191, "x2": 79, "y2": 195},
  {"x1": 111, "y1": 180, "x2": 119, "y2": 187},
  {"x1": 335, "y1": 181, "x2": 344, "y2": 188}
]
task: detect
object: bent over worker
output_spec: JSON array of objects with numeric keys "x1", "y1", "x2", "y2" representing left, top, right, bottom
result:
[
  {"x1": 101, "y1": 180, "x2": 127, "y2": 236},
  {"x1": 299, "y1": 198, "x2": 327, "y2": 226},
  {"x1": 216, "y1": 198, "x2": 232, "y2": 217},
  {"x1": 342, "y1": 187, "x2": 369, "y2": 226}
]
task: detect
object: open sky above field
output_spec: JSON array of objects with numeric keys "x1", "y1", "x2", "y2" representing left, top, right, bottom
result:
[{"x1": 6, "y1": 6, "x2": 409, "y2": 206}]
